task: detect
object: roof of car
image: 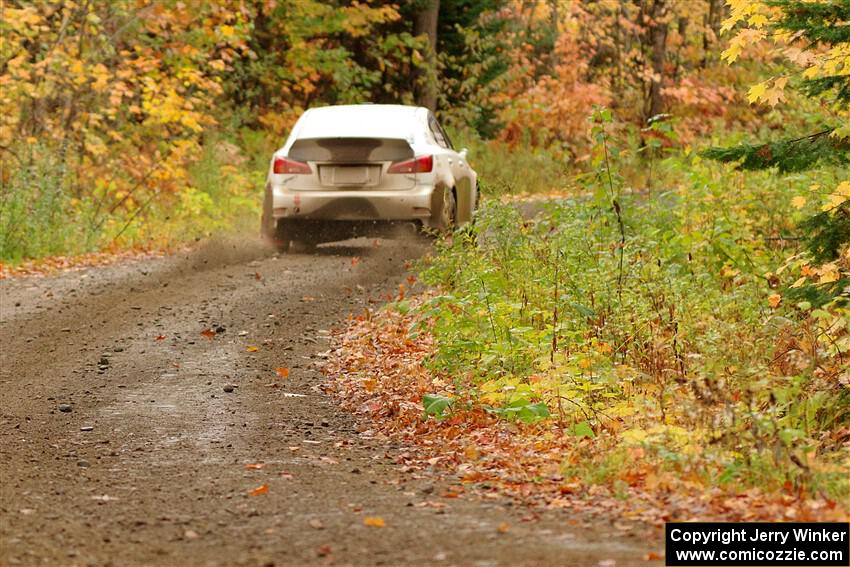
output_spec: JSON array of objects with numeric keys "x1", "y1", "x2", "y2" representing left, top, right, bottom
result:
[{"x1": 292, "y1": 104, "x2": 427, "y2": 140}]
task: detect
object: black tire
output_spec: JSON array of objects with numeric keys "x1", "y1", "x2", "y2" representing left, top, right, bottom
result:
[
  {"x1": 432, "y1": 187, "x2": 456, "y2": 232},
  {"x1": 260, "y1": 183, "x2": 276, "y2": 243},
  {"x1": 273, "y1": 220, "x2": 292, "y2": 253}
]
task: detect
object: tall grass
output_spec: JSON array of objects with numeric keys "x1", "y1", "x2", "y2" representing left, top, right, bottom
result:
[
  {"x1": 0, "y1": 132, "x2": 265, "y2": 264},
  {"x1": 0, "y1": 145, "x2": 96, "y2": 262}
]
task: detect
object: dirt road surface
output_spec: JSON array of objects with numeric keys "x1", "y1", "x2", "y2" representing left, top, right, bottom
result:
[{"x1": 0, "y1": 237, "x2": 659, "y2": 566}]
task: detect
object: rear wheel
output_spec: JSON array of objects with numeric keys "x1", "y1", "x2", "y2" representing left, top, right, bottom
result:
[
  {"x1": 432, "y1": 187, "x2": 456, "y2": 232},
  {"x1": 261, "y1": 183, "x2": 276, "y2": 244},
  {"x1": 273, "y1": 220, "x2": 292, "y2": 253}
]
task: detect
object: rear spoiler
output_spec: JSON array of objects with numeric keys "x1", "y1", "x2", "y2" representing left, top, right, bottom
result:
[{"x1": 289, "y1": 137, "x2": 414, "y2": 163}]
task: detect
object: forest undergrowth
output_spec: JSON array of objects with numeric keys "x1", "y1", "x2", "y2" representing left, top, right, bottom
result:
[{"x1": 324, "y1": 114, "x2": 849, "y2": 523}]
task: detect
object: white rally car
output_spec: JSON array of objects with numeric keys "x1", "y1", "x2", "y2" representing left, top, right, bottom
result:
[{"x1": 261, "y1": 104, "x2": 478, "y2": 250}]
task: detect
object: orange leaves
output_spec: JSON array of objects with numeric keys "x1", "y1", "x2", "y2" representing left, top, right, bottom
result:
[
  {"x1": 363, "y1": 516, "x2": 385, "y2": 528},
  {"x1": 248, "y1": 484, "x2": 269, "y2": 496},
  {"x1": 245, "y1": 463, "x2": 264, "y2": 470},
  {"x1": 275, "y1": 367, "x2": 290, "y2": 378},
  {"x1": 246, "y1": 345, "x2": 258, "y2": 352},
  {"x1": 200, "y1": 328, "x2": 217, "y2": 339}
]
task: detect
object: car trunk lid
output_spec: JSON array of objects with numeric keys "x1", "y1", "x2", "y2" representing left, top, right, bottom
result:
[{"x1": 284, "y1": 138, "x2": 416, "y2": 191}]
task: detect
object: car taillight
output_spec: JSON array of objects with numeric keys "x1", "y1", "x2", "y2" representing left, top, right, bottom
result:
[
  {"x1": 273, "y1": 156, "x2": 311, "y2": 174},
  {"x1": 387, "y1": 155, "x2": 433, "y2": 174}
]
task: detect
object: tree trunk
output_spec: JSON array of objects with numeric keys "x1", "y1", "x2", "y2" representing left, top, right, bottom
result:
[
  {"x1": 645, "y1": 0, "x2": 668, "y2": 123},
  {"x1": 702, "y1": 0, "x2": 721, "y2": 67},
  {"x1": 414, "y1": 0, "x2": 440, "y2": 111}
]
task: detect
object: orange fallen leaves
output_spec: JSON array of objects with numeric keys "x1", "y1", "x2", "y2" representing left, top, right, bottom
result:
[
  {"x1": 246, "y1": 346, "x2": 258, "y2": 352},
  {"x1": 155, "y1": 335, "x2": 167, "y2": 341},
  {"x1": 200, "y1": 328, "x2": 216, "y2": 339},
  {"x1": 248, "y1": 484, "x2": 269, "y2": 496},
  {"x1": 275, "y1": 367, "x2": 290, "y2": 378},
  {"x1": 321, "y1": 292, "x2": 850, "y2": 528},
  {"x1": 245, "y1": 463, "x2": 264, "y2": 470},
  {"x1": 363, "y1": 516, "x2": 385, "y2": 527}
]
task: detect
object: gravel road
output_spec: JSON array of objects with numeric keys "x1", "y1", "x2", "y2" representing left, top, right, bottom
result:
[{"x1": 0, "y1": 236, "x2": 658, "y2": 566}]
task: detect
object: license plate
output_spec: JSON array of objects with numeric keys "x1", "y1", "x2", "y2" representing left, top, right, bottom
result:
[{"x1": 333, "y1": 166, "x2": 369, "y2": 185}]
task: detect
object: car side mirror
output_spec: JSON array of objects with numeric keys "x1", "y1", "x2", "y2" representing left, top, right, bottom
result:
[{"x1": 459, "y1": 148, "x2": 468, "y2": 159}]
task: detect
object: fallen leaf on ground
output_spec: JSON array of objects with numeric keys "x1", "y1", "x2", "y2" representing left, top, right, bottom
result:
[
  {"x1": 276, "y1": 367, "x2": 290, "y2": 378},
  {"x1": 309, "y1": 519, "x2": 324, "y2": 529},
  {"x1": 279, "y1": 472, "x2": 294, "y2": 480},
  {"x1": 246, "y1": 346, "x2": 258, "y2": 352},
  {"x1": 200, "y1": 328, "x2": 216, "y2": 339},
  {"x1": 245, "y1": 463, "x2": 264, "y2": 470},
  {"x1": 317, "y1": 545, "x2": 332, "y2": 557},
  {"x1": 497, "y1": 522, "x2": 510, "y2": 533},
  {"x1": 155, "y1": 335, "x2": 167, "y2": 341},
  {"x1": 644, "y1": 551, "x2": 663, "y2": 561},
  {"x1": 363, "y1": 516, "x2": 385, "y2": 527},
  {"x1": 254, "y1": 271, "x2": 262, "y2": 281},
  {"x1": 248, "y1": 484, "x2": 269, "y2": 496}
]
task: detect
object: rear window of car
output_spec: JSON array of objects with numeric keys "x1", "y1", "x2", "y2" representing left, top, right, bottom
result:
[{"x1": 294, "y1": 106, "x2": 420, "y2": 141}]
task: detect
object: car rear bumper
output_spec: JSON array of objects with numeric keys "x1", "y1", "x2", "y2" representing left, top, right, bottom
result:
[{"x1": 271, "y1": 184, "x2": 435, "y2": 222}]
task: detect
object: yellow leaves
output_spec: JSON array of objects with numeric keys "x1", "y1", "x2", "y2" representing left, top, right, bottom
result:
[
  {"x1": 747, "y1": 77, "x2": 787, "y2": 106},
  {"x1": 363, "y1": 516, "x2": 386, "y2": 527},
  {"x1": 791, "y1": 196, "x2": 806, "y2": 209},
  {"x1": 722, "y1": 28, "x2": 766, "y2": 63},
  {"x1": 817, "y1": 263, "x2": 840, "y2": 285},
  {"x1": 621, "y1": 428, "x2": 648, "y2": 445},
  {"x1": 91, "y1": 63, "x2": 110, "y2": 92},
  {"x1": 822, "y1": 181, "x2": 850, "y2": 212},
  {"x1": 748, "y1": 13, "x2": 769, "y2": 28},
  {"x1": 340, "y1": 4, "x2": 400, "y2": 38},
  {"x1": 746, "y1": 81, "x2": 767, "y2": 104},
  {"x1": 768, "y1": 293, "x2": 782, "y2": 308},
  {"x1": 794, "y1": 263, "x2": 843, "y2": 287},
  {"x1": 3, "y1": 7, "x2": 43, "y2": 34}
]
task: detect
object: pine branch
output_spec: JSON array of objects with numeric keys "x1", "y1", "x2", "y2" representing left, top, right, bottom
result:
[{"x1": 701, "y1": 128, "x2": 850, "y2": 172}]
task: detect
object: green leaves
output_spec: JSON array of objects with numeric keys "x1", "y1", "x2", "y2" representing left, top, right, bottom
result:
[
  {"x1": 484, "y1": 399, "x2": 550, "y2": 424},
  {"x1": 422, "y1": 394, "x2": 453, "y2": 419},
  {"x1": 571, "y1": 421, "x2": 595, "y2": 438}
]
